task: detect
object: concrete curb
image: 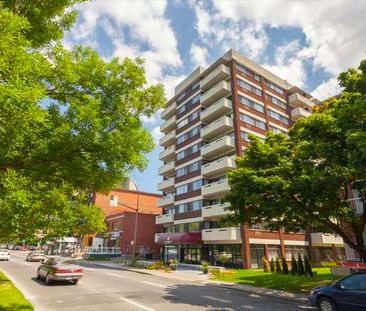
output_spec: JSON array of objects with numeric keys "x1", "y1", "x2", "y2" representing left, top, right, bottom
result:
[
  {"x1": 76, "y1": 260, "x2": 154, "y2": 275},
  {"x1": 207, "y1": 280, "x2": 308, "y2": 304}
]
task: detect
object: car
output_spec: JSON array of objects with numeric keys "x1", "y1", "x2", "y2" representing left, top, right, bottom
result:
[
  {"x1": 0, "y1": 249, "x2": 10, "y2": 261},
  {"x1": 14, "y1": 245, "x2": 22, "y2": 251},
  {"x1": 309, "y1": 272, "x2": 366, "y2": 311},
  {"x1": 28, "y1": 245, "x2": 37, "y2": 251},
  {"x1": 36, "y1": 258, "x2": 83, "y2": 285},
  {"x1": 26, "y1": 251, "x2": 46, "y2": 262}
]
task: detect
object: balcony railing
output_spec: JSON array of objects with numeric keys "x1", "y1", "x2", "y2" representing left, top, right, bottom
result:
[
  {"x1": 201, "y1": 98, "x2": 232, "y2": 123},
  {"x1": 201, "y1": 135, "x2": 235, "y2": 159},
  {"x1": 157, "y1": 195, "x2": 174, "y2": 207},
  {"x1": 311, "y1": 233, "x2": 344, "y2": 246},
  {"x1": 201, "y1": 64, "x2": 231, "y2": 91},
  {"x1": 201, "y1": 116, "x2": 233, "y2": 140},
  {"x1": 156, "y1": 213, "x2": 174, "y2": 225},
  {"x1": 202, "y1": 156, "x2": 236, "y2": 177},
  {"x1": 202, "y1": 227, "x2": 241, "y2": 242},
  {"x1": 161, "y1": 102, "x2": 177, "y2": 121},
  {"x1": 158, "y1": 161, "x2": 175, "y2": 176},
  {"x1": 202, "y1": 203, "x2": 232, "y2": 219},
  {"x1": 159, "y1": 130, "x2": 175, "y2": 147},
  {"x1": 200, "y1": 81, "x2": 231, "y2": 107},
  {"x1": 160, "y1": 115, "x2": 176, "y2": 133},
  {"x1": 159, "y1": 145, "x2": 175, "y2": 161},
  {"x1": 291, "y1": 107, "x2": 311, "y2": 121},
  {"x1": 157, "y1": 177, "x2": 175, "y2": 191},
  {"x1": 289, "y1": 92, "x2": 314, "y2": 109},
  {"x1": 201, "y1": 179, "x2": 230, "y2": 198}
]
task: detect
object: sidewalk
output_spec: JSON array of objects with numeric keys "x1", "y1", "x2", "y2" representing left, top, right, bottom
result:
[{"x1": 76, "y1": 260, "x2": 309, "y2": 304}]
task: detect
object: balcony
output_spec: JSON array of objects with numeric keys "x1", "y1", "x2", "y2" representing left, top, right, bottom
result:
[
  {"x1": 202, "y1": 156, "x2": 236, "y2": 178},
  {"x1": 157, "y1": 177, "x2": 175, "y2": 192},
  {"x1": 291, "y1": 107, "x2": 311, "y2": 121},
  {"x1": 160, "y1": 115, "x2": 176, "y2": 134},
  {"x1": 161, "y1": 102, "x2": 177, "y2": 121},
  {"x1": 157, "y1": 195, "x2": 174, "y2": 207},
  {"x1": 201, "y1": 135, "x2": 235, "y2": 159},
  {"x1": 200, "y1": 81, "x2": 231, "y2": 107},
  {"x1": 202, "y1": 203, "x2": 232, "y2": 220},
  {"x1": 202, "y1": 227, "x2": 241, "y2": 243},
  {"x1": 201, "y1": 116, "x2": 233, "y2": 141},
  {"x1": 289, "y1": 92, "x2": 315, "y2": 109},
  {"x1": 159, "y1": 145, "x2": 175, "y2": 162},
  {"x1": 202, "y1": 179, "x2": 230, "y2": 199},
  {"x1": 201, "y1": 64, "x2": 231, "y2": 91},
  {"x1": 201, "y1": 98, "x2": 232, "y2": 123},
  {"x1": 156, "y1": 213, "x2": 174, "y2": 225},
  {"x1": 159, "y1": 130, "x2": 175, "y2": 147},
  {"x1": 311, "y1": 233, "x2": 344, "y2": 246},
  {"x1": 158, "y1": 161, "x2": 175, "y2": 176}
]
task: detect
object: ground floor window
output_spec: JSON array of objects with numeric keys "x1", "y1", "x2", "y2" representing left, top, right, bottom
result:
[
  {"x1": 250, "y1": 244, "x2": 264, "y2": 269},
  {"x1": 312, "y1": 246, "x2": 346, "y2": 262},
  {"x1": 285, "y1": 245, "x2": 307, "y2": 261},
  {"x1": 211, "y1": 244, "x2": 242, "y2": 268},
  {"x1": 268, "y1": 245, "x2": 281, "y2": 261}
]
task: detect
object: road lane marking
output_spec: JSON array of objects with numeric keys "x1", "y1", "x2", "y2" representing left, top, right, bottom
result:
[
  {"x1": 241, "y1": 305, "x2": 255, "y2": 309},
  {"x1": 120, "y1": 297, "x2": 155, "y2": 311},
  {"x1": 249, "y1": 293, "x2": 261, "y2": 298},
  {"x1": 201, "y1": 295, "x2": 231, "y2": 303},
  {"x1": 141, "y1": 281, "x2": 167, "y2": 288},
  {"x1": 107, "y1": 272, "x2": 129, "y2": 278}
]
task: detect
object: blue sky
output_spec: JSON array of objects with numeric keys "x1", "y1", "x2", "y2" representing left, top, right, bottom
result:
[{"x1": 64, "y1": 0, "x2": 366, "y2": 193}]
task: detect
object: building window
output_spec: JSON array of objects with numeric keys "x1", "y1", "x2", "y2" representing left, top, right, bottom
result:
[
  {"x1": 240, "y1": 113, "x2": 266, "y2": 130},
  {"x1": 237, "y1": 79, "x2": 262, "y2": 97},
  {"x1": 177, "y1": 94, "x2": 200, "y2": 115},
  {"x1": 268, "y1": 109, "x2": 289, "y2": 125},
  {"x1": 176, "y1": 125, "x2": 200, "y2": 145},
  {"x1": 238, "y1": 95, "x2": 264, "y2": 113},
  {"x1": 266, "y1": 93, "x2": 287, "y2": 109},
  {"x1": 110, "y1": 195, "x2": 119, "y2": 207},
  {"x1": 176, "y1": 184, "x2": 188, "y2": 195},
  {"x1": 177, "y1": 110, "x2": 200, "y2": 130},
  {"x1": 240, "y1": 131, "x2": 250, "y2": 142},
  {"x1": 176, "y1": 143, "x2": 201, "y2": 161},
  {"x1": 268, "y1": 245, "x2": 281, "y2": 260},
  {"x1": 235, "y1": 63, "x2": 261, "y2": 81},
  {"x1": 265, "y1": 80, "x2": 285, "y2": 95},
  {"x1": 268, "y1": 125, "x2": 287, "y2": 134},
  {"x1": 188, "y1": 222, "x2": 201, "y2": 232},
  {"x1": 285, "y1": 246, "x2": 307, "y2": 261},
  {"x1": 176, "y1": 160, "x2": 201, "y2": 178}
]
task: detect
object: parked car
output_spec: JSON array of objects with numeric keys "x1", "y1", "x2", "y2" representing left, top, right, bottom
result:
[
  {"x1": 28, "y1": 245, "x2": 37, "y2": 251},
  {"x1": 14, "y1": 245, "x2": 22, "y2": 251},
  {"x1": 26, "y1": 251, "x2": 46, "y2": 262},
  {"x1": 36, "y1": 258, "x2": 83, "y2": 285},
  {"x1": 309, "y1": 272, "x2": 366, "y2": 311},
  {"x1": 0, "y1": 249, "x2": 10, "y2": 261}
]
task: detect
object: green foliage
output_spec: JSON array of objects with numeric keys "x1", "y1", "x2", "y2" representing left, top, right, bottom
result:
[
  {"x1": 304, "y1": 256, "x2": 313, "y2": 277},
  {"x1": 291, "y1": 255, "x2": 298, "y2": 275},
  {"x1": 270, "y1": 258, "x2": 275, "y2": 273},
  {"x1": 275, "y1": 257, "x2": 282, "y2": 273},
  {"x1": 298, "y1": 254, "x2": 305, "y2": 276},
  {"x1": 217, "y1": 253, "x2": 231, "y2": 264},
  {"x1": 282, "y1": 257, "x2": 289, "y2": 275},
  {"x1": 201, "y1": 261, "x2": 209, "y2": 274},
  {"x1": 225, "y1": 55, "x2": 366, "y2": 261},
  {"x1": 0, "y1": 4, "x2": 165, "y2": 242},
  {"x1": 262, "y1": 256, "x2": 270, "y2": 273},
  {"x1": 169, "y1": 258, "x2": 178, "y2": 270}
]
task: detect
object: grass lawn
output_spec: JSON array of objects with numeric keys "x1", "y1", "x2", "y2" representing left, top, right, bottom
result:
[
  {"x1": 212, "y1": 268, "x2": 342, "y2": 294},
  {"x1": 0, "y1": 270, "x2": 33, "y2": 311}
]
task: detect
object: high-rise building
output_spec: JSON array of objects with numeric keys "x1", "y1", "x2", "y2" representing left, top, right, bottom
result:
[{"x1": 155, "y1": 49, "x2": 344, "y2": 268}]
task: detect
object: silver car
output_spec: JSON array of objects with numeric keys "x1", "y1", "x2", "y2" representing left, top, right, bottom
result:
[
  {"x1": 0, "y1": 249, "x2": 10, "y2": 261},
  {"x1": 26, "y1": 251, "x2": 46, "y2": 262}
]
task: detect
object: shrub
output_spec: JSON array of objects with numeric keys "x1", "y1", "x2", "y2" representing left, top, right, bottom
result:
[
  {"x1": 304, "y1": 255, "x2": 313, "y2": 277},
  {"x1": 262, "y1": 256, "x2": 270, "y2": 273},
  {"x1": 209, "y1": 269, "x2": 221, "y2": 278},
  {"x1": 201, "y1": 261, "x2": 209, "y2": 274},
  {"x1": 218, "y1": 254, "x2": 230, "y2": 265},
  {"x1": 169, "y1": 258, "x2": 178, "y2": 270},
  {"x1": 282, "y1": 257, "x2": 289, "y2": 274},
  {"x1": 291, "y1": 255, "x2": 298, "y2": 275},
  {"x1": 298, "y1": 254, "x2": 305, "y2": 276},
  {"x1": 270, "y1": 258, "x2": 275, "y2": 273},
  {"x1": 275, "y1": 257, "x2": 282, "y2": 273}
]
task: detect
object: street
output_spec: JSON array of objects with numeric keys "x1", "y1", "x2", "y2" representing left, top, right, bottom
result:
[{"x1": 0, "y1": 251, "x2": 314, "y2": 311}]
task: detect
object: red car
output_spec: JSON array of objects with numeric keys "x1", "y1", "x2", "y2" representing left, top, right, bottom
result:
[{"x1": 36, "y1": 258, "x2": 83, "y2": 285}]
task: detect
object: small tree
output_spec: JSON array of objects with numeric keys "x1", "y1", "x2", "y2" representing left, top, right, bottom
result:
[
  {"x1": 270, "y1": 258, "x2": 275, "y2": 273},
  {"x1": 304, "y1": 255, "x2": 313, "y2": 277},
  {"x1": 275, "y1": 257, "x2": 282, "y2": 273},
  {"x1": 291, "y1": 255, "x2": 298, "y2": 275},
  {"x1": 282, "y1": 257, "x2": 289, "y2": 274},
  {"x1": 298, "y1": 254, "x2": 305, "y2": 276},
  {"x1": 262, "y1": 256, "x2": 270, "y2": 273}
]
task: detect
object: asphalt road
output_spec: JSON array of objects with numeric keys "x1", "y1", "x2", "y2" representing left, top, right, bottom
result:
[{"x1": 0, "y1": 251, "x2": 315, "y2": 311}]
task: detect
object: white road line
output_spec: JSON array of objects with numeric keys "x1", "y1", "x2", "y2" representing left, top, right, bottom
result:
[
  {"x1": 107, "y1": 272, "x2": 129, "y2": 278},
  {"x1": 201, "y1": 295, "x2": 231, "y2": 303},
  {"x1": 241, "y1": 305, "x2": 255, "y2": 309},
  {"x1": 141, "y1": 281, "x2": 167, "y2": 288},
  {"x1": 120, "y1": 297, "x2": 155, "y2": 311}
]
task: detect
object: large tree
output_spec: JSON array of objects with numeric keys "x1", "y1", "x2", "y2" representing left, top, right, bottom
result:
[
  {"x1": 0, "y1": 3, "x2": 165, "y2": 242},
  {"x1": 226, "y1": 57, "x2": 366, "y2": 261}
]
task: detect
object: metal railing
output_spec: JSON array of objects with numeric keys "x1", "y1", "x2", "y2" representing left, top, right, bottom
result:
[{"x1": 84, "y1": 246, "x2": 121, "y2": 254}]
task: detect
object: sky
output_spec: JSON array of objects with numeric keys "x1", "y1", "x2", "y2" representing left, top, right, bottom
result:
[{"x1": 63, "y1": 0, "x2": 366, "y2": 193}]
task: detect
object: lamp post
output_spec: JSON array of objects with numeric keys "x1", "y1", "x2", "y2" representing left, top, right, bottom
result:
[{"x1": 129, "y1": 179, "x2": 140, "y2": 261}]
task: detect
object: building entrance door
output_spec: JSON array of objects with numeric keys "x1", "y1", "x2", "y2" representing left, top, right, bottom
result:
[{"x1": 250, "y1": 244, "x2": 264, "y2": 269}]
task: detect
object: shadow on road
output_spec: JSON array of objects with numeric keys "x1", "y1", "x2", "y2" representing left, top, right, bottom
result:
[{"x1": 30, "y1": 277, "x2": 77, "y2": 287}]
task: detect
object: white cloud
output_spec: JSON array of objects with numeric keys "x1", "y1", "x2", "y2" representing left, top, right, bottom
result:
[
  {"x1": 190, "y1": 43, "x2": 209, "y2": 68},
  {"x1": 151, "y1": 126, "x2": 163, "y2": 144},
  {"x1": 311, "y1": 78, "x2": 341, "y2": 101}
]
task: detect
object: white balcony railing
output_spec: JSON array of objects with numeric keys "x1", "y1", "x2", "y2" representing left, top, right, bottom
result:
[
  {"x1": 291, "y1": 107, "x2": 311, "y2": 121},
  {"x1": 158, "y1": 161, "x2": 175, "y2": 176},
  {"x1": 157, "y1": 177, "x2": 175, "y2": 191},
  {"x1": 289, "y1": 92, "x2": 314, "y2": 109},
  {"x1": 159, "y1": 130, "x2": 175, "y2": 147},
  {"x1": 311, "y1": 233, "x2": 344, "y2": 246},
  {"x1": 156, "y1": 213, "x2": 174, "y2": 225},
  {"x1": 202, "y1": 203, "x2": 232, "y2": 219},
  {"x1": 201, "y1": 98, "x2": 232, "y2": 123},
  {"x1": 201, "y1": 135, "x2": 235, "y2": 159},
  {"x1": 202, "y1": 156, "x2": 236, "y2": 178},
  {"x1": 201, "y1": 64, "x2": 231, "y2": 91},
  {"x1": 202, "y1": 179, "x2": 230, "y2": 198},
  {"x1": 160, "y1": 115, "x2": 176, "y2": 133},
  {"x1": 85, "y1": 247, "x2": 121, "y2": 254},
  {"x1": 201, "y1": 116, "x2": 233, "y2": 140},
  {"x1": 161, "y1": 102, "x2": 177, "y2": 121},
  {"x1": 157, "y1": 195, "x2": 174, "y2": 207},
  {"x1": 200, "y1": 81, "x2": 231, "y2": 107},
  {"x1": 159, "y1": 145, "x2": 175, "y2": 161},
  {"x1": 202, "y1": 227, "x2": 241, "y2": 242}
]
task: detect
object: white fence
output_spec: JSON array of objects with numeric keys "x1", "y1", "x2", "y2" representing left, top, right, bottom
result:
[{"x1": 85, "y1": 246, "x2": 121, "y2": 254}]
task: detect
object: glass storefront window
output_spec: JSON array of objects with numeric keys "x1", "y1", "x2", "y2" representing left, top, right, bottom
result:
[
  {"x1": 268, "y1": 245, "x2": 281, "y2": 260},
  {"x1": 285, "y1": 245, "x2": 307, "y2": 261}
]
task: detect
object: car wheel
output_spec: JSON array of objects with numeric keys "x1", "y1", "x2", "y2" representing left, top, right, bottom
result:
[
  {"x1": 36, "y1": 271, "x2": 42, "y2": 280},
  {"x1": 73, "y1": 280, "x2": 78, "y2": 285},
  {"x1": 45, "y1": 274, "x2": 51, "y2": 285},
  {"x1": 318, "y1": 297, "x2": 337, "y2": 311}
]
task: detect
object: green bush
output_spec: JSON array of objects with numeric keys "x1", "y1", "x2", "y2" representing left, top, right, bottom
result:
[
  {"x1": 291, "y1": 255, "x2": 298, "y2": 275},
  {"x1": 270, "y1": 258, "x2": 275, "y2": 273},
  {"x1": 298, "y1": 254, "x2": 305, "y2": 276},
  {"x1": 275, "y1": 257, "x2": 282, "y2": 273},
  {"x1": 282, "y1": 257, "x2": 289, "y2": 274},
  {"x1": 218, "y1": 254, "x2": 230, "y2": 264},
  {"x1": 201, "y1": 261, "x2": 209, "y2": 274},
  {"x1": 304, "y1": 256, "x2": 313, "y2": 277}
]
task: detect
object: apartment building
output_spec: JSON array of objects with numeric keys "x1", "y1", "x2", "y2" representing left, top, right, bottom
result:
[{"x1": 155, "y1": 49, "x2": 344, "y2": 268}]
